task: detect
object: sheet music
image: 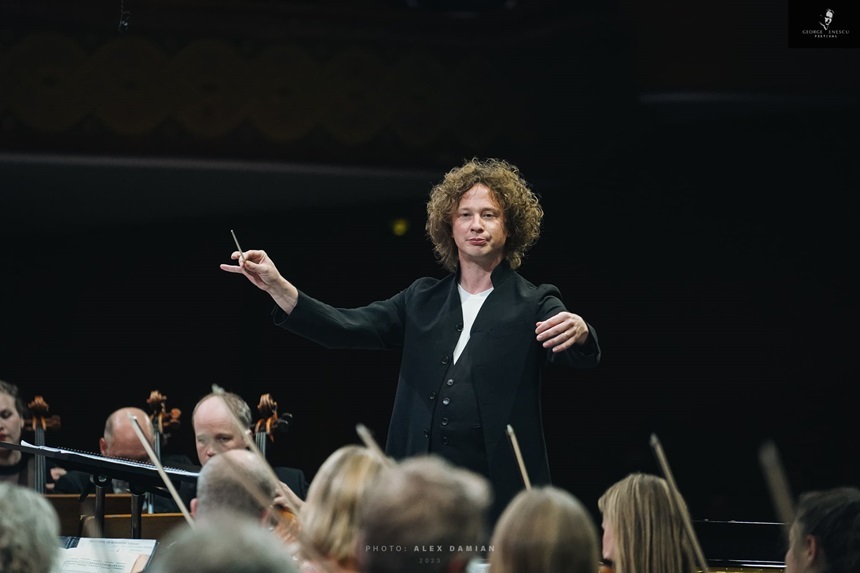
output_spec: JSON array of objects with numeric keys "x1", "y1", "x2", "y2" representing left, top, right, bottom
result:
[{"x1": 59, "y1": 538, "x2": 157, "y2": 573}]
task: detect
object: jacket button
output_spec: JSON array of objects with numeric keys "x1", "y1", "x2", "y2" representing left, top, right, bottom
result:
[
  {"x1": 441, "y1": 436, "x2": 449, "y2": 445},
  {"x1": 446, "y1": 379, "x2": 454, "y2": 387},
  {"x1": 442, "y1": 397, "x2": 450, "y2": 406},
  {"x1": 456, "y1": 323, "x2": 464, "y2": 332},
  {"x1": 423, "y1": 429, "x2": 429, "y2": 438},
  {"x1": 441, "y1": 355, "x2": 450, "y2": 365},
  {"x1": 441, "y1": 417, "x2": 449, "y2": 426},
  {"x1": 429, "y1": 391, "x2": 437, "y2": 400}
]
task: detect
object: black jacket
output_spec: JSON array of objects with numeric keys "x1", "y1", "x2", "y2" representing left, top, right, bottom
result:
[{"x1": 274, "y1": 263, "x2": 600, "y2": 517}]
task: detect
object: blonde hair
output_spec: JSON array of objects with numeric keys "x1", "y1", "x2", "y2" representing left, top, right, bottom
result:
[
  {"x1": 490, "y1": 486, "x2": 599, "y2": 573},
  {"x1": 425, "y1": 158, "x2": 543, "y2": 272},
  {"x1": 597, "y1": 473, "x2": 697, "y2": 573},
  {"x1": 299, "y1": 445, "x2": 387, "y2": 566}
]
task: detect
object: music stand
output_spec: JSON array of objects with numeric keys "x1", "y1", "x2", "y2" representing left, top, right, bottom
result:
[{"x1": 0, "y1": 440, "x2": 197, "y2": 539}]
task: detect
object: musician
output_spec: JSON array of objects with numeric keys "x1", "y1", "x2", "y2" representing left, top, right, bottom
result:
[
  {"x1": 0, "y1": 379, "x2": 65, "y2": 490},
  {"x1": 489, "y1": 485, "x2": 599, "y2": 573},
  {"x1": 784, "y1": 486, "x2": 860, "y2": 573},
  {"x1": 220, "y1": 158, "x2": 601, "y2": 524},
  {"x1": 357, "y1": 455, "x2": 491, "y2": 573},
  {"x1": 186, "y1": 391, "x2": 308, "y2": 510},
  {"x1": 53, "y1": 406, "x2": 188, "y2": 512},
  {"x1": 598, "y1": 472, "x2": 697, "y2": 573},
  {"x1": 296, "y1": 445, "x2": 388, "y2": 573},
  {"x1": 0, "y1": 482, "x2": 61, "y2": 573},
  {"x1": 148, "y1": 516, "x2": 299, "y2": 573},
  {"x1": 191, "y1": 448, "x2": 279, "y2": 524}
]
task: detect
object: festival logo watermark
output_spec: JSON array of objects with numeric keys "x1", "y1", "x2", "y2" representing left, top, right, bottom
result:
[{"x1": 789, "y1": 3, "x2": 857, "y2": 47}]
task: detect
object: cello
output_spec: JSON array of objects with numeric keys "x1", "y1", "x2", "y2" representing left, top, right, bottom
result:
[
  {"x1": 146, "y1": 390, "x2": 181, "y2": 462},
  {"x1": 253, "y1": 393, "x2": 293, "y2": 459},
  {"x1": 23, "y1": 395, "x2": 61, "y2": 493},
  {"x1": 211, "y1": 388, "x2": 302, "y2": 543}
]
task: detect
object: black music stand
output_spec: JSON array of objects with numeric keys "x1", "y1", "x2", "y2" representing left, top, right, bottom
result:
[{"x1": 0, "y1": 440, "x2": 197, "y2": 539}]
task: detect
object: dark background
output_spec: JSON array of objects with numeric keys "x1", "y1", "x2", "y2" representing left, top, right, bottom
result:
[{"x1": 1, "y1": 0, "x2": 858, "y2": 533}]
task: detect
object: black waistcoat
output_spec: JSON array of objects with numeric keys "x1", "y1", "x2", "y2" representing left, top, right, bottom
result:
[{"x1": 428, "y1": 344, "x2": 489, "y2": 478}]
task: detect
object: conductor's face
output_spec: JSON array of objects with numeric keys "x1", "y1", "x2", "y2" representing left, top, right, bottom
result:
[
  {"x1": 452, "y1": 183, "x2": 509, "y2": 268},
  {"x1": 193, "y1": 397, "x2": 247, "y2": 466},
  {"x1": 0, "y1": 392, "x2": 23, "y2": 447}
]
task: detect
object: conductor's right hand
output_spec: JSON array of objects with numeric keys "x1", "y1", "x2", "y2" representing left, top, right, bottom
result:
[{"x1": 220, "y1": 250, "x2": 299, "y2": 313}]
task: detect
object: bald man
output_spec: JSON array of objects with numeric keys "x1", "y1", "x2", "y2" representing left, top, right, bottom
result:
[
  {"x1": 54, "y1": 407, "x2": 187, "y2": 512},
  {"x1": 99, "y1": 407, "x2": 155, "y2": 461},
  {"x1": 180, "y1": 392, "x2": 308, "y2": 512}
]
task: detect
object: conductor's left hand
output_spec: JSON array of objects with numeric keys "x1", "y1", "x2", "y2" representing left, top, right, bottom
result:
[{"x1": 535, "y1": 312, "x2": 589, "y2": 353}]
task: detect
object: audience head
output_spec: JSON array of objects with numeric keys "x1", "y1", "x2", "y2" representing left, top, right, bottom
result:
[
  {"x1": 192, "y1": 448, "x2": 277, "y2": 524},
  {"x1": 148, "y1": 515, "x2": 298, "y2": 573},
  {"x1": 598, "y1": 472, "x2": 696, "y2": 573},
  {"x1": 785, "y1": 486, "x2": 860, "y2": 573},
  {"x1": 299, "y1": 445, "x2": 388, "y2": 570},
  {"x1": 357, "y1": 454, "x2": 491, "y2": 573},
  {"x1": 99, "y1": 406, "x2": 155, "y2": 462},
  {"x1": 0, "y1": 482, "x2": 60, "y2": 573},
  {"x1": 0, "y1": 379, "x2": 25, "y2": 453},
  {"x1": 489, "y1": 486, "x2": 599, "y2": 573},
  {"x1": 192, "y1": 392, "x2": 252, "y2": 465}
]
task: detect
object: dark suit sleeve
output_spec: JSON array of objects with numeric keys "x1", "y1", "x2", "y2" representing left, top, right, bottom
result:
[
  {"x1": 271, "y1": 289, "x2": 408, "y2": 351},
  {"x1": 536, "y1": 284, "x2": 602, "y2": 367},
  {"x1": 274, "y1": 466, "x2": 310, "y2": 501},
  {"x1": 53, "y1": 470, "x2": 93, "y2": 494}
]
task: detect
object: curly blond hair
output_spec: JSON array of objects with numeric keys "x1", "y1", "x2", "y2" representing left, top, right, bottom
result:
[{"x1": 425, "y1": 158, "x2": 544, "y2": 272}]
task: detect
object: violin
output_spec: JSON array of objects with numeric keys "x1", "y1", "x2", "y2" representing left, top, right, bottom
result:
[
  {"x1": 23, "y1": 396, "x2": 61, "y2": 494},
  {"x1": 146, "y1": 390, "x2": 181, "y2": 462},
  {"x1": 253, "y1": 393, "x2": 293, "y2": 459},
  {"x1": 598, "y1": 561, "x2": 615, "y2": 573}
]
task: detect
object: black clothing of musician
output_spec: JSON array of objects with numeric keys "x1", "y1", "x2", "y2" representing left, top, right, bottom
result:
[{"x1": 0, "y1": 453, "x2": 61, "y2": 489}]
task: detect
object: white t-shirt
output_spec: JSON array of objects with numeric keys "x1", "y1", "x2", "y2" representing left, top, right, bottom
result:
[{"x1": 452, "y1": 284, "x2": 494, "y2": 364}]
